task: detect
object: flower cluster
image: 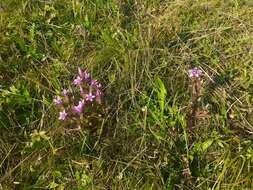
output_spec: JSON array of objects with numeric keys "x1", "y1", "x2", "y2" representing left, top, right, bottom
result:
[
  {"x1": 53, "y1": 68, "x2": 103, "y2": 126},
  {"x1": 188, "y1": 67, "x2": 202, "y2": 78}
]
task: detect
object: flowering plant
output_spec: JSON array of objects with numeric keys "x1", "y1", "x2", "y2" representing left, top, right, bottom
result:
[
  {"x1": 53, "y1": 68, "x2": 103, "y2": 128},
  {"x1": 187, "y1": 67, "x2": 203, "y2": 128},
  {"x1": 188, "y1": 67, "x2": 202, "y2": 78}
]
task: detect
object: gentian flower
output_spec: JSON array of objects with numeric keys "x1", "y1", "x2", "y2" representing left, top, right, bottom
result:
[
  {"x1": 188, "y1": 67, "x2": 202, "y2": 78},
  {"x1": 54, "y1": 68, "x2": 103, "y2": 125},
  {"x1": 90, "y1": 79, "x2": 102, "y2": 89},
  {"x1": 83, "y1": 71, "x2": 91, "y2": 81},
  {"x1": 59, "y1": 110, "x2": 67, "y2": 120},
  {"x1": 73, "y1": 99, "x2": 85, "y2": 113},
  {"x1": 95, "y1": 89, "x2": 102, "y2": 97},
  {"x1": 53, "y1": 96, "x2": 63, "y2": 106},
  {"x1": 96, "y1": 83, "x2": 102, "y2": 89},
  {"x1": 78, "y1": 67, "x2": 90, "y2": 81},
  {"x1": 73, "y1": 76, "x2": 83, "y2": 85},
  {"x1": 61, "y1": 89, "x2": 69, "y2": 96},
  {"x1": 95, "y1": 89, "x2": 102, "y2": 104},
  {"x1": 86, "y1": 92, "x2": 95, "y2": 102},
  {"x1": 90, "y1": 79, "x2": 98, "y2": 87}
]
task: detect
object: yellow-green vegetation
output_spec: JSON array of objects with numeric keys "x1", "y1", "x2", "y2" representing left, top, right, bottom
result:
[{"x1": 1, "y1": 0, "x2": 253, "y2": 189}]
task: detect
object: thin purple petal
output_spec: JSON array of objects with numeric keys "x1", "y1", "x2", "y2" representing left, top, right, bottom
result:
[
  {"x1": 86, "y1": 93, "x2": 95, "y2": 102},
  {"x1": 53, "y1": 96, "x2": 63, "y2": 105},
  {"x1": 59, "y1": 110, "x2": 67, "y2": 120}
]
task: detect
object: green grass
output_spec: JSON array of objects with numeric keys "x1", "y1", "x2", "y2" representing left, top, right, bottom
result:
[{"x1": 0, "y1": 0, "x2": 253, "y2": 189}]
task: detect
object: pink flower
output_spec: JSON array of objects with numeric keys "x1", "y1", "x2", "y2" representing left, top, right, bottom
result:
[
  {"x1": 61, "y1": 89, "x2": 69, "y2": 96},
  {"x1": 95, "y1": 89, "x2": 102, "y2": 104},
  {"x1": 90, "y1": 79, "x2": 102, "y2": 89},
  {"x1": 90, "y1": 79, "x2": 98, "y2": 86},
  {"x1": 79, "y1": 86, "x2": 84, "y2": 94},
  {"x1": 78, "y1": 67, "x2": 90, "y2": 81},
  {"x1": 59, "y1": 110, "x2": 67, "y2": 120},
  {"x1": 188, "y1": 67, "x2": 202, "y2": 78},
  {"x1": 53, "y1": 96, "x2": 63, "y2": 106},
  {"x1": 73, "y1": 99, "x2": 85, "y2": 113},
  {"x1": 73, "y1": 76, "x2": 83, "y2": 85},
  {"x1": 96, "y1": 83, "x2": 102, "y2": 89},
  {"x1": 86, "y1": 92, "x2": 95, "y2": 102},
  {"x1": 95, "y1": 89, "x2": 102, "y2": 97}
]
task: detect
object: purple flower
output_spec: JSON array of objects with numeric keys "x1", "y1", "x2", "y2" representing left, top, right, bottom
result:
[
  {"x1": 73, "y1": 99, "x2": 85, "y2": 113},
  {"x1": 83, "y1": 71, "x2": 91, "y2": 81},
  {"x1": 61, "y1": 89, "x2": 69, "y2": 96},
  {"x1": 73, "y1": 76, "x2": 83, "y2": 85},
  {"x1": 90, "y1": 79, "x2": 98, "y2": 86},
  {"x1": 53, "y1": 96, "x2": 63, "y2": 106},
  {"x1": 95, "y1": 89, "x2": 102, "y2": 97},
  {"x1": 59, "y1": 110, "x2": 67, "y2": 120},
  {"x1": 90, "y1": 79, "x2": 101, "y2": 89},
  {"x1": 78, "y1": 67, "x2": 90, "y2": 81},
  {"x1": 96, "y1": 83, "x2": 102, "y2": 89},
  {"x1": 86, "y1": 92, "x2": 95, "y2": 102},
  {"x1": 95, "y1": 89, "x2": 102, "y2": 104},
  {"x1": 188, "y1": 67, "x2": 202, "y2": 78}
]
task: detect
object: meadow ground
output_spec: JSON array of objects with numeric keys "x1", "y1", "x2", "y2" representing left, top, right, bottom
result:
[{"x1": 0, "y1": 0, "x2": 253, "y2": 189}]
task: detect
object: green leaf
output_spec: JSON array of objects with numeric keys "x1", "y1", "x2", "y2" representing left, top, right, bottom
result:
[
  {"x1": 202, "y1": 139, "x2": 213, "y2": 151},
  {"x1": 155, "y1": 78, "x2": 167, "y2": 113},
  {"x1": 49, "y1": 181, "x2": 59, "y2": 189}
]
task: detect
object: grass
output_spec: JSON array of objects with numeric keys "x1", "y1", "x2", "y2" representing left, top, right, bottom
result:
[{"x1": 0, "y1": 0, "x2": 253, "y2": 189}]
